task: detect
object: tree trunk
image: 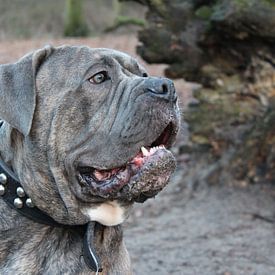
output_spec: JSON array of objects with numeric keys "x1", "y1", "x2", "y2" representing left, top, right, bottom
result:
[
  {"x1": 64, "y1": 0, "x2": 89, "y2": 37},
  {"x1": 122, "y1": 0, "x2": 275, "y2": 185}
]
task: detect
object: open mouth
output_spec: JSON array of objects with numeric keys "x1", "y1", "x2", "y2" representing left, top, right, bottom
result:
[{"x1": 77, "y1": 122, "x2": 177, "y2": 202}]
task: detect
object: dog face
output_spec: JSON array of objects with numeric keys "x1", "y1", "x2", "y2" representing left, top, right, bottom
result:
[{"x1": 0, "y1": 46, "x2": 180, "y2": 225}]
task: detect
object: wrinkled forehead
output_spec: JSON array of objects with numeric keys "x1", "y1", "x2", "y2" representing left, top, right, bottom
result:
[
  {"x1": 92, "y1": 48, "x2": 147, "y2": 76},
  {"x1": 54, "y1": 46, "x2": 147, "y2": 76}
]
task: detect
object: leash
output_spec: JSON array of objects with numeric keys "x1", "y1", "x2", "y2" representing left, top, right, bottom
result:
[{"x1": 0, "y1": 151, "x2": 102, "y2": 272}]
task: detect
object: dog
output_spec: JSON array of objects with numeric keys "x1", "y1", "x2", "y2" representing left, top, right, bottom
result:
[{"x1": 0, "y1": 46, "x2": 180, "y2": 274}]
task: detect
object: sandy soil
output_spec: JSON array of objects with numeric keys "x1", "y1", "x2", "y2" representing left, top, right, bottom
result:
[
  {"x1": 1, "y1": 35, "x2": 275, "y2": 275},
  {"x1": 126, "y1": 169, "x2": 275, "y2": 275}
]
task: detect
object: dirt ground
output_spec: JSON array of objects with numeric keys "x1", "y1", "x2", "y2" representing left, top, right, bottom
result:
[{"x1": 1, "y1": 35, "x2": 275, "y2": 275}]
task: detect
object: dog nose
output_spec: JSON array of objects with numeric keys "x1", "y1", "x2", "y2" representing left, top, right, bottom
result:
[{"x1": 144, "y1": 77, "x2": 177, "y2": 102}]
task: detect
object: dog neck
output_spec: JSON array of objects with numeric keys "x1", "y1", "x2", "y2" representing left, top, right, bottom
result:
[
  {"x1": 0, "y1": 156, "x2": 103, "y2": 272},
  {"x1": 0, "y1": 122, "x2": 103, "y2": 272},
  {"x1": 0, "y1": 122, "x2": 132, "y2": 274},
  {"x1": 0, "y1": 122, "x2": 16, "y2": 166}
]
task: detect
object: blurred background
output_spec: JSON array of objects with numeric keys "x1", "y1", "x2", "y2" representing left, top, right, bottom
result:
[
  {"x1": 0, "y1": 0, "x2": 145, "y2": 38},
  {"x1": 1, "y1": 0, "x2": 275, "y2": 274}
]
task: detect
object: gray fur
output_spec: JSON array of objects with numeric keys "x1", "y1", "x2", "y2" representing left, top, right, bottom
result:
[
  {"x1": 0, "y1": 45, "x2": 179, "y2": 274},
  {"x1": 0, "y1": 46, "x2": 52, "y2": 136}
]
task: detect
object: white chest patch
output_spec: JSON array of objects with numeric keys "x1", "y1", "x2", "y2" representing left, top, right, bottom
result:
[{"x1": 82, "y1": 200, "x2": 126, "y2": 226}]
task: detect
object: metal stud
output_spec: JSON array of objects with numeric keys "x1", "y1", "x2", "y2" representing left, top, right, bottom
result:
[
  {"x1": 0, "y1": 184, "x2": 5, "y2": 195},
  {"x1": 0, "y1": 173, "x2": 7, "y2": 185},
  {"x1": 16, "y1": 187, "x2": 25, "y2": 197},
  {"x1": 26, "y1": 198, "x2": 34, "y2": 208},
  {"x1": 14, "y1": 198, "x2": 23, "y2": 209}
]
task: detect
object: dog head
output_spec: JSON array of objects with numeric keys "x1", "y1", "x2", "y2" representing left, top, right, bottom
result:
[{"x1": 0, "y1": 46, "x2": 180, "y2": 225}]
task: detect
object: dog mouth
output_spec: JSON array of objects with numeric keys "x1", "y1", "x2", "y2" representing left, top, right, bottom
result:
[{"x1": 77, "y1": 122, "x2": 177, "y2": 202}]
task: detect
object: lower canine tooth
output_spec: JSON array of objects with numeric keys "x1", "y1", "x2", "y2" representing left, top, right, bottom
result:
[{"x1": 141, "y1": 146, "x2": 150, "y2": 157}]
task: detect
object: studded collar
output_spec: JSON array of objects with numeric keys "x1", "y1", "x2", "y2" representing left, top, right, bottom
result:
[
  {"x1": 0, "y1": 158, "x2": 102, "y2": 273},
  {"x1": 0, "y1": 160, "x2": 63, "y2": 226}
]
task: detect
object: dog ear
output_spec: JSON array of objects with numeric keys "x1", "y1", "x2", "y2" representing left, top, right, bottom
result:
[{"x1": 0, "y1": 45, "x2": 53, "y2": 136}]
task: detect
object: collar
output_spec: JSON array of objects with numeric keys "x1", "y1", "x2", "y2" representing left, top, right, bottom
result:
[{"x1": 0, "y1": 159, "x2": 102, "y2": 273}]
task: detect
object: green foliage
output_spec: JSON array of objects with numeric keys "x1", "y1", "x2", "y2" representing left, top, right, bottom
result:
[{"x1": 64, "y1": 0, "x2": 89, "y2": 37}]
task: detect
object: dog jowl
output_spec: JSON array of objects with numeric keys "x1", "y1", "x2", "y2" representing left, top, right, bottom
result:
[{"x1": 0, "y1": 46, "x2": 180, "y2": 274}]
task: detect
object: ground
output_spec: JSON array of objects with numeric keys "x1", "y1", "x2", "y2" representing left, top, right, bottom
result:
[{"x1": 1, "y1": 35, "x2": 275, "y2": 275}]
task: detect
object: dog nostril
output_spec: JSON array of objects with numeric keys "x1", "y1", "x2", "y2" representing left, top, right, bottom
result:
[
  {"x1": 144, "y1": 78, "x2": 176, "y2": 101},
  {"x1": 162, "y1": 83, "x2": 168, "y2": 94}
]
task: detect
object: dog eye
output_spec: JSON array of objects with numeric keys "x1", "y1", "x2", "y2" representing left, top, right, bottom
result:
[
  {"x1": 89, "y1": 71, "x2": 109, "y2": 84},
  {"x1": 142, "y1": 73, "x2": 148, "y2": 77}
]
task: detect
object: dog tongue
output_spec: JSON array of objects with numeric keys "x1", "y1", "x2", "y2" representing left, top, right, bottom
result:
[
  {"x1": 83, "y1": 221, "x2": 102, "y2": 272},
  {"x1": 93, "y1": 168, "x2": 121, "y2": 181}
]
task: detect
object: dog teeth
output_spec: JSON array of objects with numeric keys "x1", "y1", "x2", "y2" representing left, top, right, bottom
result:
[
  {"x1": 141, "y1": 146, "x2": 150, "y2": 157},
  {"x1": 150, "y1": 145, "x2": 165, "y2": 154},
  {"x1": 141, "y1": 145, "x2": 166, "y2": 157}
]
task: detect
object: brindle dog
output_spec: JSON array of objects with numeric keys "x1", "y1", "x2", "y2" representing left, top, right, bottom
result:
[{"x1": 0, "y1": 46, "x2": 180, "y2": 274}]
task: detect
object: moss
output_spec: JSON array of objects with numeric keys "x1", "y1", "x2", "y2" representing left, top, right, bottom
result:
[
  {"x1": 186, "y1": 75, "x2": 261, "y2": 146},
  {"x1": 211, "y1": 0, "x2": 252, "y2": 21},
  {"x1": 195, "y1": 6, "x2": 213, "y2": 20},
  {"x1": 231, "y1": 0, "x2": 274, "y2": 9},
  {"x1": 149, "y1": 0, "x2": 167, "y2": 16},
  {"x1": 232, "y1": 0, "x2": 251, "y2": 8},
  {"x1": 150, "y1": 0, "x2": 165, "y2": 9},
  {"x1": 191, "y1": 134, "x2": 211, "y2": 145},
  {"x1": 117, "y1": 16, "x2": 145, "y2": 26},
  {"x1": 263, "y1": 0, "x2": 275, "y2": 8},
  {"x1": 64, "y1": 0, "x2": 89, "y2": 37},
  {"x1": 105, "y1": 16, "x2": 145, "y2": 32},
  {"x1": 187, "y1": 102, "x2": 224, "y2": 137}
]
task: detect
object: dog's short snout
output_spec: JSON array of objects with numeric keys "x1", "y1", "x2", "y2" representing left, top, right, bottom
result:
[{"x1": 144, "y1": 78, "x2": 177, "y2": 102}]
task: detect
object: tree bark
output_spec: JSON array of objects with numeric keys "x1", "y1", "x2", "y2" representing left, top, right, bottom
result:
[
  {"x1": 122, "y1": 0, "x2": 275, "y2": 185},
  {"x1": 64, "y1": 0, "x2": 89, "y2": 37}
]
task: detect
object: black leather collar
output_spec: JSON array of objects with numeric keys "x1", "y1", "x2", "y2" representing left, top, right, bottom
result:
[
  {"x1": 0, "y1": 160, "x2": 62, "y2": 226},
  {"x1": 0, "y1": 159, "x2": 102, "y2": 272}
]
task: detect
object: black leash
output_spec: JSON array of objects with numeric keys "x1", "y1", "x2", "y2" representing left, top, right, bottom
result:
[{"x1": 0, "y1": 157, "x2": 102, "y2": 272}]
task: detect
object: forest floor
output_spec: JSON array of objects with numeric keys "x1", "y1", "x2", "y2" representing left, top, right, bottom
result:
[{"x1": 1, "y1": 34, "x2": 275, "y2": 275}]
